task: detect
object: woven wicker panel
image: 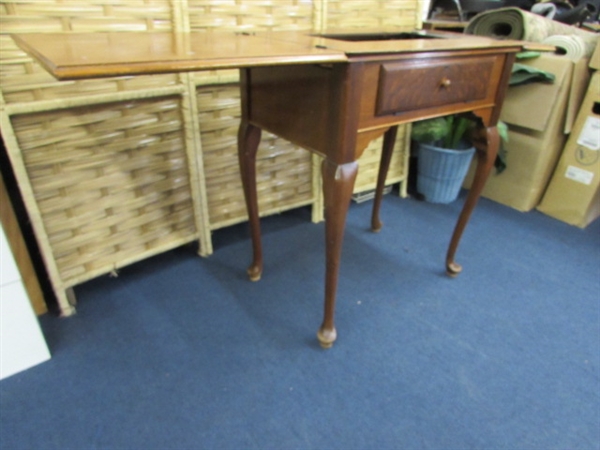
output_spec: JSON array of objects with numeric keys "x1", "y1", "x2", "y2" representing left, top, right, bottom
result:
[
  {"x1": 10, "y1": 97, "x2": 198, "y2": 284},
  {"x1": 187, "y1": 0, "x2": 314, "y2": 31},
  {"x1": 354, "y1": 125, "x2": 409, "y2": 193},
  {"x1": 0, "y1": 1, "x2": 177, "y2": 104},
  {"x1": 188, "y1": 0, "x2": 314, "y2": 85},
  {"x1": 0, "y1": 0, "x2": 173, "y2": 32},
  {"x1": 197, "y1": 84, "x2": 313, "y2": 229},
  {"x1": 325, "y1": 0, "x2": 419, "y2": 29}
]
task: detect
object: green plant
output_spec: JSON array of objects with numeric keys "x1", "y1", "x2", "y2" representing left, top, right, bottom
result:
[
  {"x1": 411, "y1": 115, "x2": 509, "y2": 172},
  {"x1": 411, "y1": 115, "x2": 473, "y2": 149}
]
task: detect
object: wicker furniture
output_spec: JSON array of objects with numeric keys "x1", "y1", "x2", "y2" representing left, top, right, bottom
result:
[{"x1": 0, "y1": 1, "x2": 418, "y2": 316}]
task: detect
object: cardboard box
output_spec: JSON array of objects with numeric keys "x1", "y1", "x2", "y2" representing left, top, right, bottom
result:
[
  {"x1": 463, "y1": 54, "x2": 591, "y2": 211},
  {"x1": 537, "y1": 72, "x2": 600, "y2": 228},
  {"x1": 590, "y1": 36, "x2": 600, "y2": 71}
]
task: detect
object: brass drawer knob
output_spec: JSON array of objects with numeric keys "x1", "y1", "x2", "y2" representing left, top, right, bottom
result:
[{"x1": 440, "y1": 77, "x2": 452, "y2": 88}]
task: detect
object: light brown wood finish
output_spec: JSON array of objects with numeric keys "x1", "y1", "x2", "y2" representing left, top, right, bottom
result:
[
  {"x1": 12, "y1": 31, "x2": 521, "y2": 80},
  {"x1": 13, "y1": 31, "x2": 522, "y2": 347},
  {"x1": 12, "y1": 32, "x2": 347, "y2": 79}
]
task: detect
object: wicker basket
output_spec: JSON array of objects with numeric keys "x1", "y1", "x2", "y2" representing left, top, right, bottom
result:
[{"x1": 0, "y1": 0, "x2": 421, "y2": 315}]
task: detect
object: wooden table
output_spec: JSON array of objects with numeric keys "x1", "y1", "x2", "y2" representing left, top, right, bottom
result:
[{"x1": 13, "y1": 30, "x2": 522, "y2": 348}]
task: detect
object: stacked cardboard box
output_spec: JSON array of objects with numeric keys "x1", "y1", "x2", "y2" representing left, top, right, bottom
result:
[
  {"x1": 537, "y1": 39, "x2": 600, "y2": 228},
  {"x1": 463, "y1": 53, "x2": 591, "y2": 212}
]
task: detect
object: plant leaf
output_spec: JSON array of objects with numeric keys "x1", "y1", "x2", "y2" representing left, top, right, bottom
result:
[
  {"x1": 410, "y1": 117, "x2": 449, "y2": 144},
  {"x1": 450, "y1": 117, "x2": 471, "y2": 149}
]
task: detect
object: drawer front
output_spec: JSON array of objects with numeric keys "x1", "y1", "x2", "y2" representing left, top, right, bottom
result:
[{"x1": 376, "y1": 56, "x2": 496, "y2": 116}]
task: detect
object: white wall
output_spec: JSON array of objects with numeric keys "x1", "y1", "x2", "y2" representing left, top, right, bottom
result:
[{"x1": 0, "y1": 223, "x2": 50, "y2": 380}]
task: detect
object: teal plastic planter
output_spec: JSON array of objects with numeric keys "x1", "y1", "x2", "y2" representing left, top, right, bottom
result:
[{"x1": 416, "y1": 143, "x2": 476, "y2": 204}]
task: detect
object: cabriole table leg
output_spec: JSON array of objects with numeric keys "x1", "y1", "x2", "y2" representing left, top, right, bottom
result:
[
  {"x1": 317, "y1": 159, "x2": 359, "y2": 348},
  {"x1": 237, "y1": 120, "x2": 263, "y2": 282},
  {"x1": 371, "y1": 126, "x2": 398, "y2": 233},
  {"x1": 446, "y1": 125, "x2": 499, "y2": 276}
]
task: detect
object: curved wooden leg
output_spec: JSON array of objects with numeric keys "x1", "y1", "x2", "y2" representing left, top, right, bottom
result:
[
  {"x1": 317, "y1": 159, "x2": 359, "y2": 348},
  {"x1": 446, "y1": 125, "x2": 499, "y2": 276},
  {"x1": 371, "y1": 126, "x2": 398, "y2": 232},
  {"x1": 238, "y1": 121, "x2": 263, "y2": 281}
]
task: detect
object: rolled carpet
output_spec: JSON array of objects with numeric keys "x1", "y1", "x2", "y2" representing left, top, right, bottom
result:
[
  {"x1": 541, "y1": 34, "x2": 595, "y2": 60},
  {"x1": 465, "y1": 7, "x2": 597, "y2": 52}
]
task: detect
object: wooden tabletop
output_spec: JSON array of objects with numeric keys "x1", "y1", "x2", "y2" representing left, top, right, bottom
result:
[
  {"x1": 13, "y1": 30, "x2": 524, "y2": 80},
  {"x1": 12, "y1": 32, "x2": 346, "y2": 79}
]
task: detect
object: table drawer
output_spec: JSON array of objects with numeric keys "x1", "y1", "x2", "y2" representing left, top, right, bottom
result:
[{"x1": 376, "y1": 56, "x2": 497, "y2": 116}]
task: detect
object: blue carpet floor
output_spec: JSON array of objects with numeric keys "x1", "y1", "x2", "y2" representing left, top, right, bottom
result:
[{"x1": 1, "y1": 192, "x2": 599, "y2": 450}]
